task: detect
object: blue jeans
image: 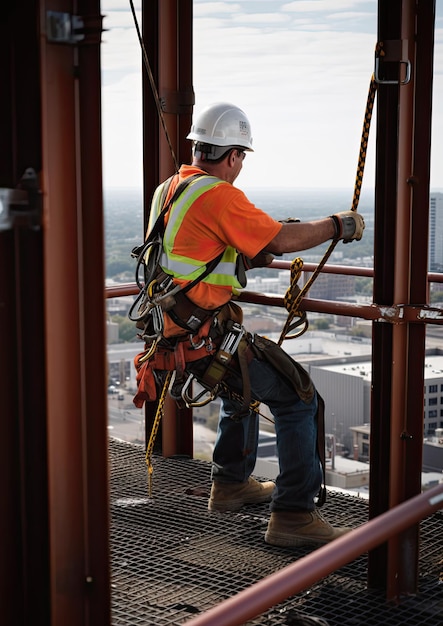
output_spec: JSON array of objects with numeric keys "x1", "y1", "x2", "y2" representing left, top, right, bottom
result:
[{"x1": 212, "y1": 357, "x2": 322, "y2": 512}]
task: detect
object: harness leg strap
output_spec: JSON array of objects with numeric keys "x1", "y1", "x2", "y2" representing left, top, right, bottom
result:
[{"x1": 232, "y1": 338, "x2": 253, "y2": 418}]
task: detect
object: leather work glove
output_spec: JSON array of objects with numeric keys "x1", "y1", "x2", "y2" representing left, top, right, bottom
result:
[
  {"x1": 242, "y1": 251, "x2": 275, "y2": 269},
  {"x1": 236, "y1": 251, "x2": 274, "y2": 287},
  {"x1": 330, "y1": 211, "x2": 365, "y2": 243}
]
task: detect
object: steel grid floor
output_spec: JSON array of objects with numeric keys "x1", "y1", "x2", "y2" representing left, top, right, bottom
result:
[{"x1": 109, "y1": 438, "x2": 443, "y2": 626}]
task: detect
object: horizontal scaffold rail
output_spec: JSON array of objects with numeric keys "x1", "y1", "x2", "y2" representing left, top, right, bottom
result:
[{"x1": 105, "y1": 261, "x2": 443, "y2": 325}]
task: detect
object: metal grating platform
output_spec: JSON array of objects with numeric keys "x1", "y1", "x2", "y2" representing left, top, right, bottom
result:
[{"x1": 109, "y1": 438, "x2": 443, "y2": 626}]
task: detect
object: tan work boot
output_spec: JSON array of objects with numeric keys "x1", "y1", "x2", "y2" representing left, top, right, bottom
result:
[
  {"x1": 208, "y1": 477, "x2": 275, "y2": 512},
  {"x1": 264, "y1": 509, "x2": 351, "y2": 547}
]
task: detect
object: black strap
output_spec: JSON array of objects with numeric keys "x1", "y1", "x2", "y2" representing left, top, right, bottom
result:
[
  {"x1": 132, "y1": 173, "x2": 223, "y2": 288},
  {"x1": 131, "y1": 173, "x2": 198, "y2": 259},
  {"x1": 316, "y1": 393, "x2": 327, "y2": 507},
  {"x1": 180, "y1": 250, "x2": 224, "y2": 295}
]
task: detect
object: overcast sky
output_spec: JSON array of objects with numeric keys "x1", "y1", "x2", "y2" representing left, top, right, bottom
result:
[{"x1": 101, "y1": 0, "x2": 443, "y2": 191}]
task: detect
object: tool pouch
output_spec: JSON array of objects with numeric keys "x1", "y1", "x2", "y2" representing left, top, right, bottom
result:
[
  {"x1": 249, "y1": 333, "x2": 327, "y2": 506},
  {"x1": 249, "y1": 334, "x2": 315, "y2": 403}
]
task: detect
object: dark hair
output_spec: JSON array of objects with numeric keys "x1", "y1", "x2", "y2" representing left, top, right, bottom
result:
[
  {"x1": 194, "y1": 142, "x2": 241, "y2": 163},
  {"x1": 204, "y1": 148, "x2": 233, "y2": 164}
]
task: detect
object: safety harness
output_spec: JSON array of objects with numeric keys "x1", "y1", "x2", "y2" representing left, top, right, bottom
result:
[
  {"x1": 129, "y1": 174, "x2": 327, "y2": 505},
  {"x1": 129, "y1": 174, "x2": 256, "y2": 413},
  {"x1": 129, "y1": 174, "x2": 223, "y2": 340}
]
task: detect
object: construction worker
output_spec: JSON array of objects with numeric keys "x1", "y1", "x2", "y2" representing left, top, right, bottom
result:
[{"x1": 133, "y1": 102, "x2": 365, "y2": 547}]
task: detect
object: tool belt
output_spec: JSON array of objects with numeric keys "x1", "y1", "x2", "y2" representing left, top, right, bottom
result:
[
  {"x1": 133, "y1": 301, "x2": 249, "y2": 409},
  {"x1": 181, "y1": 319, "x2": 254, "y2": 415},
  {"x1": 133, "y1": 301, "x2": 317, "y2": 411}
]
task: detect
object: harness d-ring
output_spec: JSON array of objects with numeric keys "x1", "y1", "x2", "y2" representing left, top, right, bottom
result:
[{"x1": 189, "y1": 334, "x2": 205, "y2": 350}]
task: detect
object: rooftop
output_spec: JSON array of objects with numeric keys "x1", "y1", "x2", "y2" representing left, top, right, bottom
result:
[{"x1": 315, "y1": 354, "x2": 443, "y2": 380}]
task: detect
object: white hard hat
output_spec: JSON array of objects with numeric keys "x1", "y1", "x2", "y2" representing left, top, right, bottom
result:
[{"x1": 187, "y1": 102, "x2": 254, "y2": 155}]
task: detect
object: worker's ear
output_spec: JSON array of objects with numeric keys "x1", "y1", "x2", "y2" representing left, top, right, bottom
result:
[{"x1": 227, "y1": 149, "x2": 237, "y2": 166}]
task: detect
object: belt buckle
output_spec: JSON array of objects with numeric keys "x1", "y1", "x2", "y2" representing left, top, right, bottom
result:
[{"x1": 220, "y1": 322, "x2": 245, "y2": 357}]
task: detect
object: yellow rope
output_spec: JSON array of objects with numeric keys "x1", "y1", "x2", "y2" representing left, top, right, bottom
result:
[
  {"x1": 145, "y1": 371, "x2": 173, "y2": 497},
  {"x1": 278, "y1": 43, "x2": 383, "y2": 346},
  {"x1": 278, "y1": 258, "x2": 308, "y2": 346}
]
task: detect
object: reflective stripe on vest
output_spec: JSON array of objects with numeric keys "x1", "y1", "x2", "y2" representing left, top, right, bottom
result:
[
  {"x1": 148, "y1": 178, "x2": 172, "y2": 232},
  {"x1": 159, "y1": 175, "x2": 243, "y2": 290}
]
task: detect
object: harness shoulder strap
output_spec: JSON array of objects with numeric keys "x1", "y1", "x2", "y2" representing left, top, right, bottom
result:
[
  {"x1": 129, "y1": 173, "x2": 225, "y2": 328},
  {"x1": 158, "y1": 173, "x2": 225, "y2": 291},
  {"x1": 131, "y1": 174, "x2": 209, "y2": 290}
]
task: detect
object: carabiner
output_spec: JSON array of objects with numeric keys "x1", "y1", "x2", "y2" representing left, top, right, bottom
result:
[
  {"x1": 138, "y1": 336, "x2": 160, "y2": 364},
  {"x1": 181, "y1": 374, "x2": 220, "y2": 408}
]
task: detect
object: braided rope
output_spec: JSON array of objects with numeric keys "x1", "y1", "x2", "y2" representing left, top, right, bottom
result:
[
  {"x1": 278, "y1": 44, "x2": 383, "y2": 345},
  {"x1": 145, "y1": 371, "x2": 173, "y2": 497},
  {"x1": 278, "y1": 258, "x2": 308, "y2": 346},
  {"x1": 352, "y1": 70, "x2": 378, "y2": 211}
]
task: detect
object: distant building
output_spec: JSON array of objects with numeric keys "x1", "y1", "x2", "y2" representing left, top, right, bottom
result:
[
  {"x1": 107, "y1": 343, "x2": 141, "y2": 387},
  {"x1": 423, "y1": 426, "x2": 443, "y2": 472},
  {"x1": 107, "y1": 331, "x2": 443, "y2": 472},
  {"x1": 351, "y1": 424, "x2": 443, "y2": 473},
  {"x1": 325, "y1": 455, "x2": 370, "y2": 491},
  {"x1": 309, "y1": 361, "x2": 371, "y2": 452},
  {"x1": 308, "y1": 352, "x2": 443, "y2": 452},
  {"x1": 350, "y1": 423, "x2": 371, "y2": 462},
  {"x1": 107, "y1": 319, "x2": 120, "y2": 344},
  {"x1": 423, "y1": 434, "x2": 443, "y2": 472},
  {"x1": 244, "y1": 272, "x2": 287, "y2": 295},
  {"x1": 308, "y1": 272, "x2": 356, "y2": 303},
  {"x1": 429, "y1": 192, "x2": 443, "y2": 272}
]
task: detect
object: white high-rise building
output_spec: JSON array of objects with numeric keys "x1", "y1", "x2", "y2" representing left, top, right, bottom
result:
[{"x1": 429, "y1": 193, "x2": 443, "y2": 272}]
